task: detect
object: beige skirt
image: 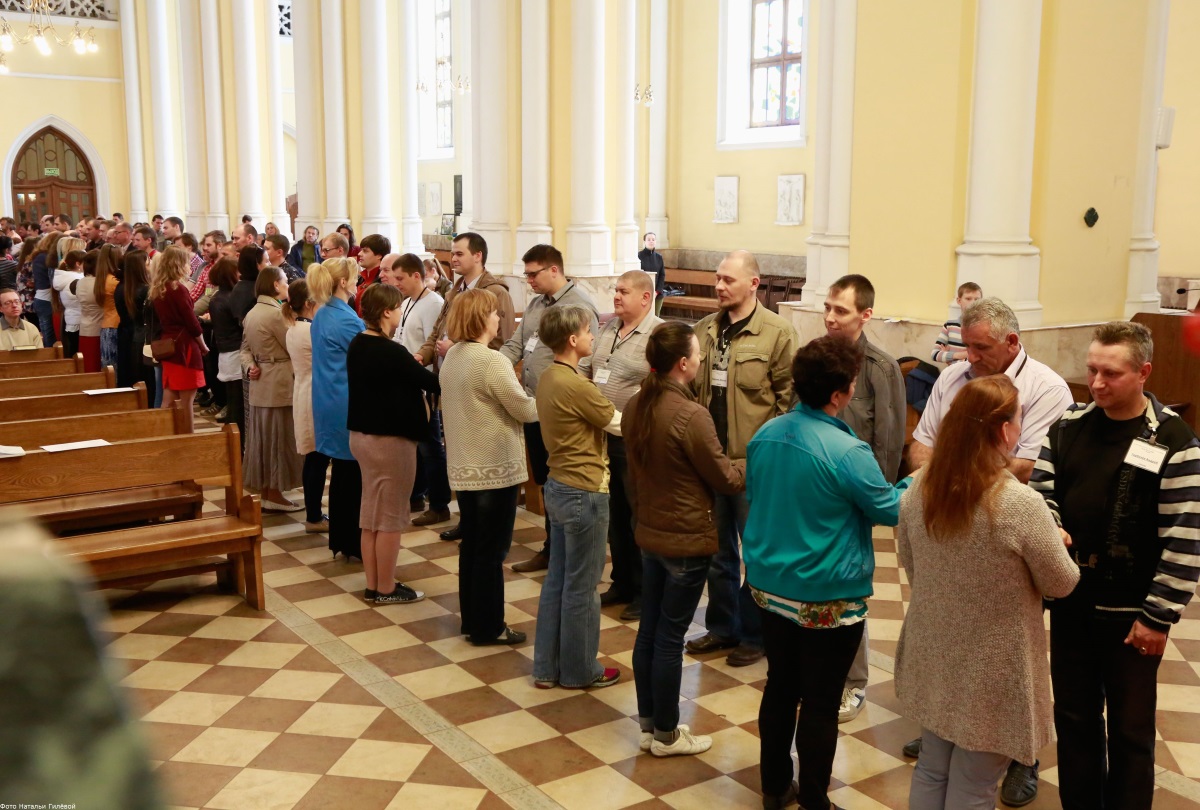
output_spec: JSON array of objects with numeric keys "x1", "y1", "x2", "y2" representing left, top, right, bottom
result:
[{"x1": 349, "y1": 431, "x2": 418, "y2": 533}]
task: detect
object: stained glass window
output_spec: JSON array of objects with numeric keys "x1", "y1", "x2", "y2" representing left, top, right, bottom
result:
[{"x1": 750, "y1": 0, "x2": 803, "y2": 127}]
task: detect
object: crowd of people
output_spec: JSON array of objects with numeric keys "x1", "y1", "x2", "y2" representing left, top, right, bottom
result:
[{"x1": 2, "y1": 211, "x2": 1197, "y2": 810}]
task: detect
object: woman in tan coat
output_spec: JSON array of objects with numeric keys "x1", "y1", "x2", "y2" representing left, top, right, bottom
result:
[
  {"x1": 895, "y1": 375, "x2": 1079, "y2": 810},
  {"x1": 622, "y1": 321, "x2": 745, "y2": 758},
  {"x1": 241, "y1": 264, "x2": 303, "y2": 511}
]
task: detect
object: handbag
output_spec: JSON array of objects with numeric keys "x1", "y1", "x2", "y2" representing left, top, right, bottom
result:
[
  {"x1": 142, "y1": 294, "x2": 164, "y2": 365},
  {"x1": 150, "y1": 336, "x2": 176, "y2": 362}
]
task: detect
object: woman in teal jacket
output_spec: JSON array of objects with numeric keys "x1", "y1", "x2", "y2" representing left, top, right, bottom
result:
[{"x1": 744, "y1": 335, "x2": 908, "y2": 810}]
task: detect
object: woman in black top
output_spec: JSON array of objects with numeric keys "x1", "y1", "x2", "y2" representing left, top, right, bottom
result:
[
  {"x1": 347, "y1": 284, "x2": 440, "y2": 604},
  {"x1": 115, "y1": 250, "x2": 153, "y2": 392},
  {"x1": 206, "y1": 258, "x2": 244, "y2": 436}
]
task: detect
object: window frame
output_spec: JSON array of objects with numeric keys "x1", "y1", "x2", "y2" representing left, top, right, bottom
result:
[
  {"x1": 748, "y1": 0, "x2": 804, "y2": 128},
  {"x1": 716, "y1": 0, "x2": 808, "y2": 150},
  {"x1": 417, "y1": 0, "x2": 456, "y2": 161}
]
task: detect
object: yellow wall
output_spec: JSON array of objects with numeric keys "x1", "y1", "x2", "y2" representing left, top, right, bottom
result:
[
  {"x1": 848, "y1": 0, "x2": 974, "y2": 321},
  {"x1": 1156, "y1": 0, "x2": 1200, "y2": 279},
  {"x1": 1030, "y1": 0, "x2": 1145, "y2": 323},
  {"x1": 0, "y1": 23, "x2": 129, "y2": 218},
  {"x1": 667, "y1": 0, "x2": 812, "y2": 255}
]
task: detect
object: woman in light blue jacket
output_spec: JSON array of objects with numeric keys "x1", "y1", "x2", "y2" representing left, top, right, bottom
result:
[
  {"x1": 309, "y1": 257, "x2": 363, "y2": 560},
  {"x1": 743, "y1": 336, "x2": 908, "y2": 810}
]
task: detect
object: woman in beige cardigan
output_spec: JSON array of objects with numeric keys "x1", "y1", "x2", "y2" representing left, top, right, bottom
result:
[
  {"x1": 242, "y1": 265, "x2": 303, "y2": 511},
  {"x1": 895, "y1": 375, "x2": 1079, "y2": 810},
  {"x1": 439, "y1": 288, "x2": 539, "y2": 645}
]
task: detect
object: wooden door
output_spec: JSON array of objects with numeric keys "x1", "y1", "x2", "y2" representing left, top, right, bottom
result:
[{"x1": 11, "y1": 127, "x2": 96, "y2": 224}]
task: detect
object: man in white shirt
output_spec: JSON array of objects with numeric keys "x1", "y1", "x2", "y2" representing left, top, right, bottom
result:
[{"x1": 384, "y1": 253, "x2": 451, "y2": 526}]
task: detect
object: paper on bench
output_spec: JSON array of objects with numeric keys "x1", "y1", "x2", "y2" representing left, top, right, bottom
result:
[
  {"x1": 82, "y1": 387, "x2": 137, "y2": 395},
  {"x1": 0, "y1": 445, "x2": 25, "y2": 457},
  {"x1": 41, "y1": 439, "x2": 112, "y2": 452}
]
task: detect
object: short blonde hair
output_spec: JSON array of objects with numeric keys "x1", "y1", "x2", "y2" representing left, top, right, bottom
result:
[{"x1": 446, "y1": 288, "x2": 498, "y2": 343}]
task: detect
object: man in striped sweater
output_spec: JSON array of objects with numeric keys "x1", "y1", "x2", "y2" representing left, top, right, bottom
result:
[{"x1": 1031, "y1": 320, "x2": 1200, "y2": 810}]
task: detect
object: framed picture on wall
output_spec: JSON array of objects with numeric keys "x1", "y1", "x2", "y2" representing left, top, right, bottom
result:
[{"x1": 440, "y1": 214, "x2": 455, "y2": 236}]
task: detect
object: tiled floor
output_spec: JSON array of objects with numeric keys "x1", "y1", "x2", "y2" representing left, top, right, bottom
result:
[{"x1": 92, "y1": 421, "x2": 1200, "y2": 809}]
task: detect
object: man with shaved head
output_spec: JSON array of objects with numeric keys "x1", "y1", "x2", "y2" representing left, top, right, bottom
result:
[
  {"x1": 580, "y1": 270, "x2": 664, "y2": 620},
  {"x1": 686, "y1": 250, "x2": 797, "y2": 667}
]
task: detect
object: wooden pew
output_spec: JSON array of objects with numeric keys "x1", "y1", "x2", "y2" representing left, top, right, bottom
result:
[
  {"x1": 0, "y1": 405, "x2": 189, "y2": 451},
  {"x1": 0, "y1": 346, "x2": 63, "y2": 362},
  {"x1": 661, "y1": 268, "x2": 720, "y2": 318},
  {"x1": 0, "y1": 383, "x2": 147, "y2": 423},
  {"x1": 0, "y1": 367, "x2": 116, "y2": 399},
  {"x1": 0, "y1": 353, "x2": 85, "y2": 379},
  {"x1": 0, "y1": 425, "x2": 265, "y2": 608}
]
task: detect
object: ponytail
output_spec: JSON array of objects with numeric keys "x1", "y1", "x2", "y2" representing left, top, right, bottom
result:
[
  {"x1": 282, "y1": 278, "x2": 309, "y2": 323},
  {"x1": 625, "y1": 321, "x2": 697, "y2": 468}
]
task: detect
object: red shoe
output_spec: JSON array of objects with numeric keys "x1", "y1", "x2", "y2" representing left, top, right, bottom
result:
[{"x1": 588, "y1": 667, "x2": 621, "y2": 689}]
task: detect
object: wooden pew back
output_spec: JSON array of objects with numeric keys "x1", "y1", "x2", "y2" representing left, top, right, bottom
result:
[
  {"x1": 0, "y1": 405, "x2": 187, "y2": 450},
  {"x1": 1133, "y1": 311, "x2": 1200, "y2": 430},
  {"x1": 0, "y1": 383, "x2": 147, "y2": 422},
  {"x1": 0, "y1": 346, "x2": 63, "y2": 362},
  {"x1": 0, "y1": 367, "x2": 116, "y2": 398},
  {"x1": 0, "y1": 425, "x2": 242, "y2": 516},
  {"x1": 0, "y1": 354, "x2": 85, "y2": 379}
]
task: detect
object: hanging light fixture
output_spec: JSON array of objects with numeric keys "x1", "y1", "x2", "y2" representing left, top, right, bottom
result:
[
  {"x1": 0, "y1": 0, "x2": 100, "y2": 62},
  {"x1": 634, "y1": 83, "x2": 654, "y2": 107}
]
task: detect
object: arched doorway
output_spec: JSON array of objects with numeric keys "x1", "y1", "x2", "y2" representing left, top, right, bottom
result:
[{"x1": 10, "y1": 126, "x2": 97, "y2": 224}]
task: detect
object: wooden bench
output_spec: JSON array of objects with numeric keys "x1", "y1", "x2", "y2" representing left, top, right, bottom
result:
[
  {"x1": 0, "y1": 354, "x2": 85, "y2": 379},
  {"x1": 0, "y1": 346, "x2": 63, "y2": 362},
  {"x1": 661, "y1": 268, "x2": 720, "y2": 318},
  {"x1": 0, "y1": 405, "x2": 189, "y2": 451},
  {"x1": 0, "y1": 367, "x2": 116, "y2": 399},
  {"x1": 0, "y1": 425, "x2": 264, "y2": 608},
  {"x1": 0, "y1": 383, "x2": 147, "y2": 423}
]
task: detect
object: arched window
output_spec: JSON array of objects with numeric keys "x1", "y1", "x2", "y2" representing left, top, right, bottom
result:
[
  {"x1": 750, "y1": 0, "x2": 804, "y2": 127},
  {"x1": 10, "y1": 126, "x2": 96, "y2": 223}
]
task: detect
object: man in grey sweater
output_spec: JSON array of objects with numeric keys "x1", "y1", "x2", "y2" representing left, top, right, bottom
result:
[{"x1": 501, "y1": 243, "x2": 600, "y2": 572}]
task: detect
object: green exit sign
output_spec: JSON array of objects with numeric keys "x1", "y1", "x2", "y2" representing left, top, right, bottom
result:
[{"x1": 44, "y1": 167, "x2": 59, "y2": 177}]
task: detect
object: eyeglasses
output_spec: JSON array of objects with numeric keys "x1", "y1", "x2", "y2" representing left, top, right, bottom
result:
[{"x1": 523, "y1": 266, "x2": 547, "y2": 280}]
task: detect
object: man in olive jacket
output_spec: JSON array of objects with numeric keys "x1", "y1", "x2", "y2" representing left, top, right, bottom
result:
[{"x1": 686, "y1": 250, "x2": 797, "y2": 667}]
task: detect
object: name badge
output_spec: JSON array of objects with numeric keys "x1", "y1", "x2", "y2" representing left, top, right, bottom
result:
[
  {"x1": 594, "y1": 369, "x2": 612, "y2": 385},
  {"x1": 524, "y1": 335, "x2": 539, "y2": 354},
  {"x1": 712, "y1": 369, "x2": 729, "y2": 388},
  {"x1": 1125, "y1": 438, "x2": 1168, "y2": 473}
]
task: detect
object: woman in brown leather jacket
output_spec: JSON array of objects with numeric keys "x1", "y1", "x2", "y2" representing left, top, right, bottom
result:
[{"x1": 621, "y1": 321, "x2": 746, "y2": 758}]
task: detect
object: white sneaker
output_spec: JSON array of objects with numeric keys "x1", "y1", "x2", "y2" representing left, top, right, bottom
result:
[
  {"x1": 838, "y1": 687, "x2": 865, "y2": 724},
  {"x1": 640, "y1": 723, "x2": 690, "y2": 752},
  {"x1": 650, "y1": 726, "x2": 712, "y2": 757}
]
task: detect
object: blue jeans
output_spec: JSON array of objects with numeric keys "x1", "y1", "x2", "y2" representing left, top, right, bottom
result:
[
  {"x1": 634, "y1": 552, "x2": 710, "y2": 734},
  {"x1": 533, "y1": 478, "x2": 609, "y2": 687},
  {"x1": 412, "y1": 409, "x2": 452, "y2": 510},
  {"x1": 152, "y1": 364, "x2": 163, "y2": 408},
  {"x1": 703, "y1": 491, "x2": 762, "y2": 647},
  {"x1": 33, "y1": 298, "x2": 55, "y2": 345}
]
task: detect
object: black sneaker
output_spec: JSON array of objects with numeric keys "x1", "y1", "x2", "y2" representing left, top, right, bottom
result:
[
  {"x1": 762, "y1": 781, "x2": 797, "y2": 810},
  {"x1": 471, "y1": 626, "x2": 527, "y2": 646},
  {"x1": 363, "y1": 588, "x2": 378, "y2": 602},
  {"x1": 902, "y1": 737, "x2": 921, "y2": 758},
  {"x1": 1000, "y1": 760, "x2": 1039, "y2": 807},
  {"x1": 375, "y1": 583, "x2": 425, "y2": 604}
]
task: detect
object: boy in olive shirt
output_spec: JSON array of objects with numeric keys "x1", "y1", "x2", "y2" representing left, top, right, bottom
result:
[{"x1": 532, "y1": 306, "x2": 622, "y2": 690}]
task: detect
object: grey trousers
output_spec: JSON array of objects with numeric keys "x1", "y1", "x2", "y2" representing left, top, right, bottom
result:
[
  {"x1": 846, "y1": 620, "x2": 869, "y2": 690},
  {"x1": 909, "y1": 729, "x2": 1010, "y2": 810}
]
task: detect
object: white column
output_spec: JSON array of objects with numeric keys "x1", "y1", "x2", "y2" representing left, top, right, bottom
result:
[
  {"x1": 230, "y1": 0, "x2": 265, "y2": 227},
  {"x1": 177, "y1": 0, "x2": 207, "y2": 232},
  {"x1": 799, "y1": 0, "x2": 835, "y2": 306},
  {"x1": 291, "y1": 0, "x2": 323, "y2": 236},
  {"x1": 458, "y1": 3, "x2": 473, "y2": 231},
  {"x1": 264, "y1": 1, "x2": 292, "y2": 239},
  {"x1": 566, "y1": 0, "x2": 612, "y2": 283},
  {"x1": 613, "y1": 0, "x2": 639, "y2": 274},
  {"x1": 397, "y1": 0, "x2": 424, "y2": 254},
  {"x1": 643, "y1": 0, "x2": 669, "y2": 245},
  {"x1": 118, "y1": 0, "x2": 148, "y2": 222},
  {"x1": 199, "y1": 0, "x2": 228, "y2": 233},
  {"x1": 470, "y1": 0, "x2": 511, "y2": 272},
  {"x1": 145, "y1": 0, "x2": 182, "y2": 219},
  {"x1": 357, "y1": 0, "x2": 396, "y2": 243},
  {"x1": 802, "y1": 0, "x2": 856, "y2": 307},
  {"x1": 512, "y1": 0, "x2": 552, "y2": 279},
  {"x1": 1125, "y1": 0, "x2": 1170, "y2": 318},
  {"x1": 954, "y1": 0, "x2": 1044, "y2": 326},
  {"x1": 321, "y1": 0, "x2": 350, "y2": 232}
]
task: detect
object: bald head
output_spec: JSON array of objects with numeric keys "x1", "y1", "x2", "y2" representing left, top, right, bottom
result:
[
  {"x1": 720, "y1": 249, "x2": 761, "y2": 280},
  {"x1": 380, "y1": 253, "x2": 400, "y2": 273},
  {"x1": 715, "y1": 250, "x2": 761, "y2": 315}
]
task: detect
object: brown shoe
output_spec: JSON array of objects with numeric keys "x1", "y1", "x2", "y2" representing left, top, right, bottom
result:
[
  {"x1": 412, "y1": 508, "x2": 451, "y2": 527},
  {"x1": 726, "y1": 644, "x2": 765, "y2": 667},
  {"x1": 512, "y1": 550, "x2": 549, "y2": 573},
  {"x1": 684, "y1": 633, "x2": 739, "y2": 655}
]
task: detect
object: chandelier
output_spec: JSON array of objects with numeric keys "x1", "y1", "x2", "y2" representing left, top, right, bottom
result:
[
  {"x1": 416, "y1": 60, "x2": 470, "y2": 96},
  {"x1": 0, "y1": 0, "x2": 100, "y2": 74},
  {"x1": 634, "y1": 83, "x2": 654, "y2": 107}
]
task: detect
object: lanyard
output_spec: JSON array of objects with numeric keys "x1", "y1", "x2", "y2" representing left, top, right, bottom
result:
[
  {"x1": 1012, "y1": 353, "x2": 1029, "y2": 379},
  {"x1": 401, "y1": 288, "x2": 427, "y2": 332},
  {"x1": 611, "y1": 321, "x2": 637, "y2": 355}
]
